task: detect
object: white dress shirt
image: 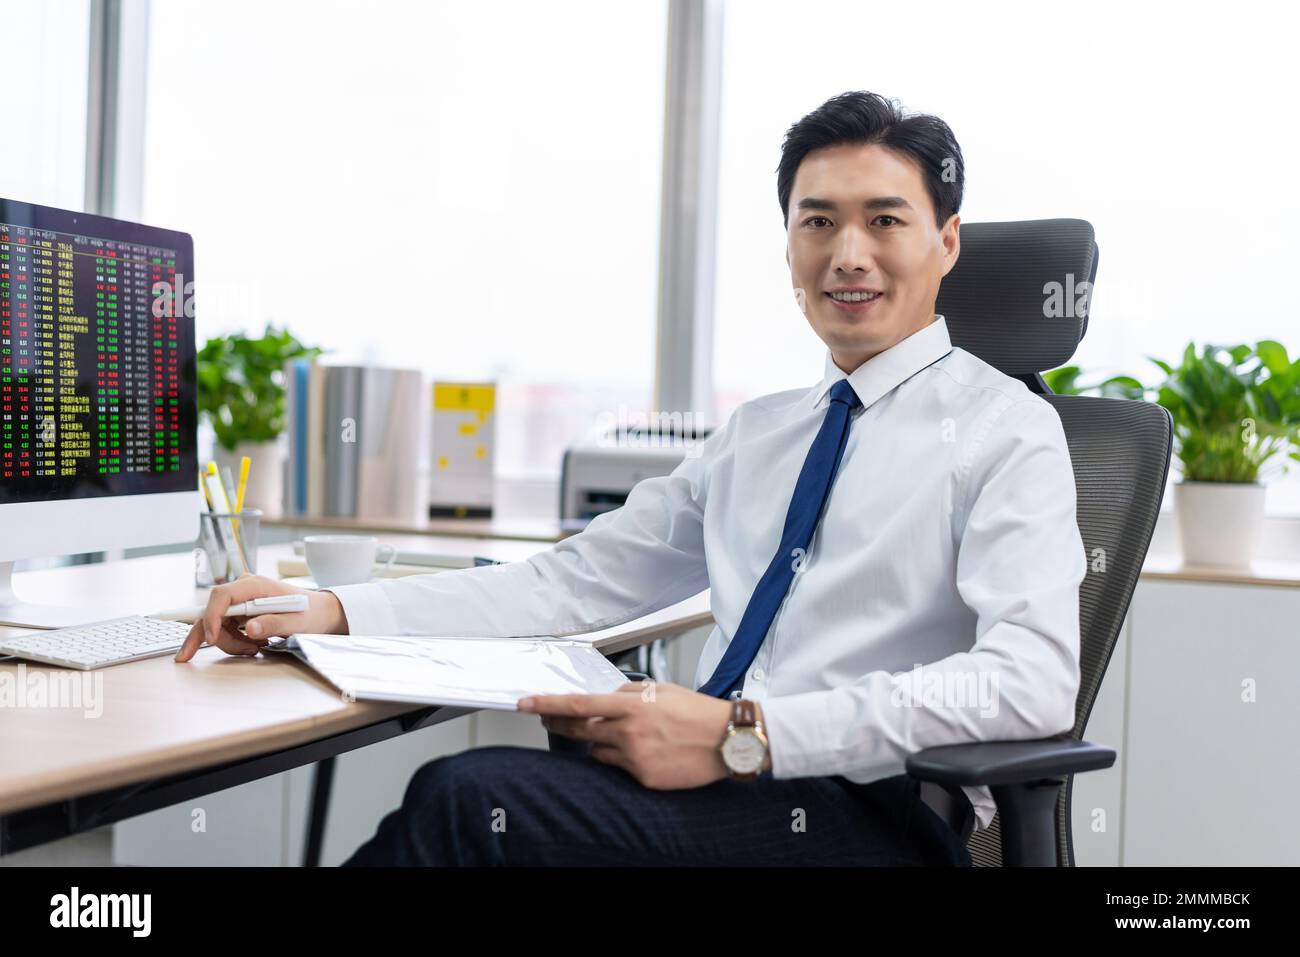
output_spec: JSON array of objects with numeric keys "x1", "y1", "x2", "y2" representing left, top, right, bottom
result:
[{"x1": 329, "y1": 314, "x2": 1086, "y2": 832}]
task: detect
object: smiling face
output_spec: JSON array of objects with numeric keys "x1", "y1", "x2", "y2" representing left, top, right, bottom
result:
[{"x1": 785, "y1": 142, "x2": 960, "y2": 373}]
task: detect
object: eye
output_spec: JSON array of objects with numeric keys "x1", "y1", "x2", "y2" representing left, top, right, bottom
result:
[
  {"x1": 803, "y1": 216, "x2": 832, "y2": 228},
  {"x1": 874, "y1": 215, "x2": 900, "y2": 227}
]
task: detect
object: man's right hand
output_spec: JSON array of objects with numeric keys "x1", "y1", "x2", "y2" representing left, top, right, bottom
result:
[{"x1": 174, "y1": 574, "x2": 349, "y2": 662}]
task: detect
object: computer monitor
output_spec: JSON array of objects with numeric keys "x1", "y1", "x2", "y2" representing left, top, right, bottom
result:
[{"x1": 0, "y1": 199, "x2": 201, "y2": 627}]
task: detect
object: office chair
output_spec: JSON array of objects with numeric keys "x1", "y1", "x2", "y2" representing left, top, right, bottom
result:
[{"x1": 905, "y1": 218, "x2": 1172, "y2": 866}]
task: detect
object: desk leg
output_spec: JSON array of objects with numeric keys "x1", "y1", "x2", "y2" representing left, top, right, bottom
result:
[{"x1": 304, "y1": 757, "x2": 336, "y2": 867}]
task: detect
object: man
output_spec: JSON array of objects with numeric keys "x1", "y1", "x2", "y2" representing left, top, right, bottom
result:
[{"x1": 176, "y1": 91, "x2": 1085, "y2": 867}]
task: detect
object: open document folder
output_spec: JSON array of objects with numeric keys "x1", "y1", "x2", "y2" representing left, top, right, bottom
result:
[{"x1": 264, "y1": 634, "x2": 634, "y2": 710}]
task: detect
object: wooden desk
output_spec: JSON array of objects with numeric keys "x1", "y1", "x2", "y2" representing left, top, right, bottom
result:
[
  {"x1": 1138, "y1": 552, "x2": 1300, "y2": 588},
  {"x1": 263, "y1": 508, "x2": 1300, "y2": 586},
  {"x1": 260, "y1": 506, "x2": 571, "y2": 543},
  {"x1": 0, "y1": 538, "x2": 712, "y2": 851}
]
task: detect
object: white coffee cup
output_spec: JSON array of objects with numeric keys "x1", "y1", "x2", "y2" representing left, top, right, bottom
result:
[{"x1": 304, "y1": 535, "x2": 396, "y2": 588}]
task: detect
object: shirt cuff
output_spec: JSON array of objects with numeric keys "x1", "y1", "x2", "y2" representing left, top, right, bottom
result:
[
  {"x1": 324, "y1": 582, "x2": 403, "y2": 637},
  {"x1": 759, "y1": 689, "x2": 839, "y2": 779}
]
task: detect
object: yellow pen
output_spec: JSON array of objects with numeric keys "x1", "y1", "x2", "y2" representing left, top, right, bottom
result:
[
  {"x1": 199, "y1": 468, "x2": 216, "y2": 511},
  {"x1": 232, "y1": 455, "x2": 252, "y2": 572},
  {"x1": 234, "y1": 455, "x2": 251, "y2": 514},
  {"x1": 205, "y1": 462, "x2": 232, "y2": 511},
  {"x1": 206, "y1": 462, "x2": 248, "y2": 576}
]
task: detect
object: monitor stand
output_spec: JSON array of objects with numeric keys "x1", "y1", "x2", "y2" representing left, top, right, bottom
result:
[{"x1": 0, "y1": 560, "x2": 121, "y2": 629}]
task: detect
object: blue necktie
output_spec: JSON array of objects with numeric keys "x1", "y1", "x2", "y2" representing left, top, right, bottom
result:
[{"x1": 698, "y1": 378, "x2": 863, "y2": 699}]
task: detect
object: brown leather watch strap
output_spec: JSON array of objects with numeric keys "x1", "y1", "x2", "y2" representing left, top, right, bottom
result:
[{"x1": 732, "y1": 698, "x2": 758, "y2": 729}]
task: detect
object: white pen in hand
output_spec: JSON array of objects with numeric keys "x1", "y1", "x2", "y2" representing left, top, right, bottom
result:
[{"x1": 224, "y1": 595, "x2": 310, "y2": 618}]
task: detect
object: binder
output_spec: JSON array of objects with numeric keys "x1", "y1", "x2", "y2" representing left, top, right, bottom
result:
[{"x1": 264, "y1": 633, "x2": 633, "y2": 710}]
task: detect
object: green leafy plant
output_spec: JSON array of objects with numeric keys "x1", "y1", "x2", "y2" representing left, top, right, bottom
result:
[
  {"x1": 1042, "y1": 365, "x2": 1145, "y2": 401},
  {"x1": 1046, "y1": 341, "x2": 1300, "y2": 483},
  {"x1": 197, "y1": 325, "x2": 325, "y2": 452}
]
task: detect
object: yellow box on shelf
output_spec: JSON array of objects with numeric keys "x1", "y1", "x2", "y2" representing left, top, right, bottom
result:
[{"x1": 430, "y1": 381, "x2": 495, "y2": 519}]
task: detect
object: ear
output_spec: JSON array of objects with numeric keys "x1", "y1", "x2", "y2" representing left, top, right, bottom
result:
[{"x1": 939, "y1": 215, "x2": 961, "y2": 279}]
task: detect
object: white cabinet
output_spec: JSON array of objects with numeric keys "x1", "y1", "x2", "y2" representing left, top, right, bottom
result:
[
  {"x1": 1121, "y1": 579, "x2": 1299, "y2": 865},
  {"x1": 114, "y1": 717, "x2": 473, "y2": 867},
  {"x1": 1072, "y1": 575, "x2": 1299, "y2": 866}
]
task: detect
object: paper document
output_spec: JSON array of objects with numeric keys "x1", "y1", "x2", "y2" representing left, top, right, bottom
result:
[{"x1": 274, "y1": 634, "x2": 633, "y2": 709}]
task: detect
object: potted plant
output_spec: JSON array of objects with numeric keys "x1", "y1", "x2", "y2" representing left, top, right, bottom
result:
[
  {"x1": 1047, "y1": 341, "x2": 1300, "y2": 566},
  {"x1": 197, "y1": 325, "x2": 324, "y2": 511}
]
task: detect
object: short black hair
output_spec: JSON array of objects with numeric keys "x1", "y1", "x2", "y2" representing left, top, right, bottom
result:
[{"x1": 777, "y1": 91, "x2": 964, "y2": 231}]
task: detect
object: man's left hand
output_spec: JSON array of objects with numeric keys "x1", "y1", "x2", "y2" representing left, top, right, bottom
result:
[{"x1": 518, "y1": 682, "x2": 757, "y2": 790}]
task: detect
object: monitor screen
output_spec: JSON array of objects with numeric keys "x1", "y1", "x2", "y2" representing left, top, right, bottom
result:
[{"x1": 0, "y1": 199, "x2": 197, "y2": 505}]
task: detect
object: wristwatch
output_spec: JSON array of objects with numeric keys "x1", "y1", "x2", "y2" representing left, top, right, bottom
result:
[{"x1": 719, "y1": 698, "x2": 770, "y2": 780}]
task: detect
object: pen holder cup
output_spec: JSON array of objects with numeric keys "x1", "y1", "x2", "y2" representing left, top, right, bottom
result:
[{"x1": 195, "y1": 509, "x2": 262, "y2": 587}]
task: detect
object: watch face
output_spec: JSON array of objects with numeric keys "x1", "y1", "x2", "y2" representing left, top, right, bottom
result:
[{"x1": 722, "y1": 729, "x2": 766, "y2": 774}]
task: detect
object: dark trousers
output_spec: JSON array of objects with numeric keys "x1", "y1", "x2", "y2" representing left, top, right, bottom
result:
[{"x1": 341, "y1": 745, "x2": 972, "y2": 866}]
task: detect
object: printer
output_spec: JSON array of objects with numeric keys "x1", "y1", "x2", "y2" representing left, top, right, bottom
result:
[{"x1": 559, "y1": 424, "x2": 713, "y2": 530}]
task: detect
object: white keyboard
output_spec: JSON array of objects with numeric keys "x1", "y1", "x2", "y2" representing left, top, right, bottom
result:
[{"x1": 0, "y1": 616, "x2": 193, "y2": 670}]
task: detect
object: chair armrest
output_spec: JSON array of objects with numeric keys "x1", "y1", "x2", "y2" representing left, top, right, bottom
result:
[
  {"x1": 905, "y1": 735, "x2": 1116, "y2": 787},
  {"x1": 908, "y1": 736, "x2": 1117, "y2": 865}
]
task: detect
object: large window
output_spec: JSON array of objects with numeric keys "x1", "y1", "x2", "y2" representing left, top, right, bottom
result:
[
  {"x1": 142, "y1": 0, "x2": 667, "y2": 480},
  {"x1": 0, "y1": 0, "x2": 90, "y2": 210},
  {"x1": 713, "y1": 0, "x2": 1300, "y2": 506},
  {"x1": 12, "y1": 0, "x2": 1296, "y2": 503}
]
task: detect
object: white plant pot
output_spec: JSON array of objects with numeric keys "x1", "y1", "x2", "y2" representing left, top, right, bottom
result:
[
  {"x1": 1174, "y1": 480, "x2": 1265, "y2": 567},
  {"x1": 214, "y1": 440, "x2": 283, "y2": 513}
]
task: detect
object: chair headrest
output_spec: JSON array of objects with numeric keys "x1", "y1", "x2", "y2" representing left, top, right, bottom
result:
[{"x1": 937, "y1": 218, "x2": 1097, "y2": 375}]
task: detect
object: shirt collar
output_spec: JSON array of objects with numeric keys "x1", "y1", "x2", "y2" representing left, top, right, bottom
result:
[{"x1": 812, "y1": 314, "x2": 953, "y2": 412}]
